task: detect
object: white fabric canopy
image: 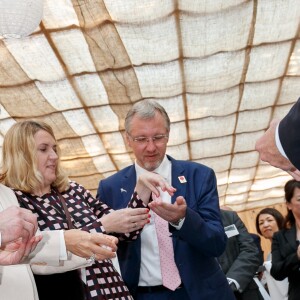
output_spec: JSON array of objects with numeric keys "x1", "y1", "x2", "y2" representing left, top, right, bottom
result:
[{"x1": 0, "y1": 0, "x2": 299, "y2": 211}]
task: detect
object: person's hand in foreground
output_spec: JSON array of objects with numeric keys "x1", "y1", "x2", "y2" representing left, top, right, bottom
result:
[
  {"x1": 64, "y1": 230, "x2": 118, "y2": 261},
  {"x1": 0, "y1": 235, "x2": 42, "y2": 265},
  {"x1": 255, "y1": 119, "x2": 300, "y2": 180},
  {"x1": 0, "y1": 206, "x2": 38, "y2": 246}
]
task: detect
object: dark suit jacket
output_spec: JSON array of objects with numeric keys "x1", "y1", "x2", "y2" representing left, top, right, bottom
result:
[
  {"x1": 97, "y1": 155, "x2": 235, "y2": 300},
  {"x1": 271, "y1": 226, "x2": 300, "y2": 300},
  {"x1": 279, "y1": 97, "x2": 300, "y2": 169},
  {"x1": 218, "y1": 210, "x2": 263, "y2": 300}
]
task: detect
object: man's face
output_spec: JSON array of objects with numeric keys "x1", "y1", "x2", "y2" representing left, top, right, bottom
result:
[{"x1": 126, "y1": 112, "x2": 169, "y2": 171}]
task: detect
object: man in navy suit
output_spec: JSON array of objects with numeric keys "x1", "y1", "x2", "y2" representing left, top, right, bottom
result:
[
  {"x1": 97, "y1": 100, "x2": 235, "y2": 300},
  {"x1": 255, "y1": 97, "x2": 300, "y2": 180}
]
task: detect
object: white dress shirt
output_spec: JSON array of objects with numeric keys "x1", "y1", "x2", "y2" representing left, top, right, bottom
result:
[
  {"x1": 275, "y1": 124, "x2": 288, "y2": 158},
  {"x1": 263, "y1": 253, "x2": 288, "y2": 300},
  {"x1": 136, "y1": 156, "x2": 172, "y2": 286}
]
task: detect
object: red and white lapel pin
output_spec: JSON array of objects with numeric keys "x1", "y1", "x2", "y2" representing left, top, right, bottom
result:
[{"x1": 178, "y1": 176, "x2": 187, "y2": 183}]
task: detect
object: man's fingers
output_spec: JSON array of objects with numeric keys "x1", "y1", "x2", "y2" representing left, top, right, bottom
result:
[
  {"x1": 13, "y1": 237, "x2": 39, "y2": 260},
  {"x1": 287, "y1": 169, "x2": 300, "y2": 181},
  {"x1": 14, "y1": 208, "x2": 38, "y2": 242},
  {"x1": 175, "y1": 196, "x2": 186, "y2": 206},
  {"x1": 22, "y1": 210, "x2": 38, "y2": 233},
  {"x1": 26, "y1": 235, "x2": 43, "y2": 256},
  {"x1": 0, "y1": 207, "x2": 38, "y2": 245},
  {"x1": 22, "y1": 240, "x2": 34, "y2": 258},
  {"x1": 21, "y1": 219, "x2": 37, "y2": 243},
  {"x1": 150, "y1": 197, "x2": 186, "y2": 223}
]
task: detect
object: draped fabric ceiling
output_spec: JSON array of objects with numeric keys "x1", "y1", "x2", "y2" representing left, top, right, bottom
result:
[{"x1": 0, "y1": 0, "x2": 300, "y2": 212}]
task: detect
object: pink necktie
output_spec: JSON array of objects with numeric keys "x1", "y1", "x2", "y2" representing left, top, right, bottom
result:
[{"x1": 152, "y1": 193, "x2": 181, "y2": 291}]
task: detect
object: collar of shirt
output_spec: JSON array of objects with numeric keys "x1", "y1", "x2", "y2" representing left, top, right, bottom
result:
[{"x1": 135, "y1": 155, "x2": 171, "y2": 185}]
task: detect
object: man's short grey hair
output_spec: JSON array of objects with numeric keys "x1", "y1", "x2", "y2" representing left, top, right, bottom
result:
[{"x1": 125, "y1": 100, "x2": 170, "y2": 133}]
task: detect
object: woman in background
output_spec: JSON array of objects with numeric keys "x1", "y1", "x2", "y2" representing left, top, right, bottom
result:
[
  {"x1": 270, "y1": 180, "x2": 300, "y2": 300},
  {"x1": 256, "y1": 207, "x2": 288, "y2": 300}
]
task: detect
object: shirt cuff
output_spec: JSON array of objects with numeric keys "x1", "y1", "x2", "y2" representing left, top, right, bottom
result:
[
  {"x1": 59, "y1": 230, "x2": 68, "y2": 260},
  {"x1": 170, "y1": 217, "x2": 185, "y2": 229},
  {"x1": 227, "y1": 277, "x2": 241, "y2": 292},
  {"x1": 275, "y1": 123, "x2": 288, "y2": 158}
]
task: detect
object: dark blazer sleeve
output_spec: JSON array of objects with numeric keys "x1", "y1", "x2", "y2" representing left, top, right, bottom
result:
[
  {"x1": 278, "y1": 97, "x2": 300, "y2": 169},
  {"x1": 218, "y1": 210, "x2": 261, "y2": 292},
  {"x1": 250, "y1": 233, "x2": 264, "y2": 266},
  {"x1": 270, "y1": 228, "x2": 300, "y2": 281}
]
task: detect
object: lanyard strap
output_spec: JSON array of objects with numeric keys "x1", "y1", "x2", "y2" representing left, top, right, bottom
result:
[
  {"x1": 253, "y1": 277, "x2": 271, "y2": 300},
  {"x1": 56, "y1": 191, "x2": 74, "y2": 229}
]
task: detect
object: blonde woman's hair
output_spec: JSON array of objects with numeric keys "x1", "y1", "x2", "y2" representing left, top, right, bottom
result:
[{"x1": 0, "y1": 120, "x2": 69, "y2": 193}]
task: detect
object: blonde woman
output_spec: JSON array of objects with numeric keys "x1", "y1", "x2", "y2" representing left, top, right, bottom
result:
[
  {"x1": 0, "y1": 183, "x2": 117, "y2": 300},
  {"x1": 1, "y1": 120, "x2": 151, "y2": 300}
]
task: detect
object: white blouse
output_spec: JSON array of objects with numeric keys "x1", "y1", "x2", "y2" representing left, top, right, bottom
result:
[{"x1": 263, "y1": 254, "x2": 289, "y2": 300}]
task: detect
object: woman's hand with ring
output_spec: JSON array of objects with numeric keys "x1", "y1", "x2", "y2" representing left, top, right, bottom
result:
[
  {"x1": 100, "y1": 207, "x2": 150, "y2": 233},
  {"x1": 64, "y1": 230, "x2": 118, "y2": 261}
]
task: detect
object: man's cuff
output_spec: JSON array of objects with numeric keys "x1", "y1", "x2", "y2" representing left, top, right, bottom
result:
[
  {"x1": 170, "y1": 217, "x2": 185, "y2": 229},
  {"x1": 275, "y1": 123, "x2": 288, "y2": 158},
  {"x1": 227, "y1": 277, "x2": 241, "y2": 292}
]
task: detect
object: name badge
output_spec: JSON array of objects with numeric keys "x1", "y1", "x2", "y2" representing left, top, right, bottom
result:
[{"x1": 224, "y1": 224, "x2": 239, "y2": 238}]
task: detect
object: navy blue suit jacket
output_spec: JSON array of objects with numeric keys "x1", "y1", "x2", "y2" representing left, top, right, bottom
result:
[
  {"x1": 279, "y1": 97, "x2": 300, "y2": 169},
  {"x1": 97, "y1": 155, "x2": 235, "y2": 300}
]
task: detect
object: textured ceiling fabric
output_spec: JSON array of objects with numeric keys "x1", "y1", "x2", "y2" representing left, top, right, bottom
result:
[{"x1": 0, "y1": 0, "x2": 300, "y2": 212}]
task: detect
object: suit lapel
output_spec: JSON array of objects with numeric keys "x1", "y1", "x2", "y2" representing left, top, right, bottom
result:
[
  {"x1": 284, "y1": 226, "x2": 298, "y2": 250},
  {"x1": 169, "y1": 156, "x2": 187, "y2": 205},
  {"x1": 120, "y1": 165, "x2": 137, "y2": 207}
]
